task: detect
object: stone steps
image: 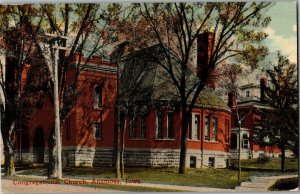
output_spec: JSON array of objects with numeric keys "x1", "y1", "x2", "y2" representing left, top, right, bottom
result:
[
  {"x1": 236, "y1": 175, "x2": 298, "y2": 192},
  {"x1": 235, "y1": 186, "x2": 267, "y2": 192},
  {"x1": 240, "y1": 182, "x2": 269, "y2": 188}
]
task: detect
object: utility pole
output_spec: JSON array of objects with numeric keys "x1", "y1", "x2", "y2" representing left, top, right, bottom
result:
[
  {"x1": 238, "y1": 120, "x2": 241, "y2": 185},
  {"x1": 45, "y1": 33, "x2": 68, "y2": 179},
  {"x1": 53, "y1": 42, "x2": 62, "y2": 179},
  {"x1": 115, "y1": 62, "x2": 121, "y2": 179},
  {"x1": 234, "y1": 91, "x2": 242, "y2": 185}
]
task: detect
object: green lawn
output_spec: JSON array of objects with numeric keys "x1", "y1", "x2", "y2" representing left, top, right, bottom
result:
[
  {"x1": 9, "y1": 157, "x2": 299, "y2": 189},
  {"x1": 241, "y1": 157, "x2": 298, "y2": 172}
]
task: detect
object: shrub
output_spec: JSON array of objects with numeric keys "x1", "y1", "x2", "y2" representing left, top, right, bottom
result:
[
  {"x1": 269, "y1": 177, "x2": 299, "y2": 191},
  {"x1": 256, "y1": 154, "x2": 270, "y2": 163}
]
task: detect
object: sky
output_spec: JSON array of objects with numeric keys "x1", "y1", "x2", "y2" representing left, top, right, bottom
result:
[
  {"x1": 0, "y1": 0, "x2": 297, "y2": 64},
  {"x1": 263, "y1": 1, "x2": 297, "y2": 64}
]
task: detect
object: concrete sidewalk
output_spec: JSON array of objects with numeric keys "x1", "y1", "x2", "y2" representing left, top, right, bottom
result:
[
  {"x1": 1, "y1": 173, "x2": 298, "y2": 193},
  {"x1": 1, "y1": 174, "x2": 233, "y2": 192},
  {"x1": 235, "y1": 175, "x2": 298, "y2": 192},
  {"x1": 122, "y1": 182, "x2": 233, "y2": 192},
  {"x1": 1, "y1": 178, "x2": 124, "y2": 193}
]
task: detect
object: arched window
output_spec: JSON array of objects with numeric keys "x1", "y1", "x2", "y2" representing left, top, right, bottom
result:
[
  {"x1": 242, "y1": 133, "x2": 249, "y2": 149},
  {"x1": 94, "y1": 85, "x2": 102, "y2": 108},
  {"x1": 230, "y1": 133, "x2": 237, "y2": 149}
]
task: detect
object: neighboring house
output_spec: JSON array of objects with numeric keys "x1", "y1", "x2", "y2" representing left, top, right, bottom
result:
[
  {"x1": 7, "y1": 32, "x2": 232, "y2": 168},
  {"x1": 225, "y1": 69, "x2": 282, "y2": 159}
]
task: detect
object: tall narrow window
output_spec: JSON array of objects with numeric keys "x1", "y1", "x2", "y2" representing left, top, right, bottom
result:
[
  {"x1": 242, "y1": 133, "x2": 249, "y2": 149},
  {"x1": 230, "y1": 133, "x2": 237, "y2": 149},
  {"x1": 156, "y1": 110, "x2": 163, "y2": 139},
  {"x1": 225, "y1": 119, "x2": 230, "y2": 143},
  {"x1": 188, "y1": 114, "x2": 192, "y2": 139},
  {"x1": 212, "y1": 117, "x2": 218, "y2": 141},
  {"x1": 140, "y1": 116, "x2": 146, "y2": 139},
  {"x1": 66, "y1": 117, "x2": 70, "y2": 140},
  {"x1": 192, "y1": 115, "x2": 200, "y2": 140},
  {"x1": 130, "y1": 116, "x2": 136, "y2": 139},
  {"x1": 94, "y1": 122, "x2": 102, "y2": 139},
  {"x1": 167, "y1": 112, "x2": 174, "y2": 139},
  {"x1": 246, "y1": 90, "x2": 250, "y2": 97},
  {"x1": 94, "y1": 85, "x2": 102, "y2": 109},
  {"x1": 205, "y1": 116, "x2": 210, "y2": 140}
]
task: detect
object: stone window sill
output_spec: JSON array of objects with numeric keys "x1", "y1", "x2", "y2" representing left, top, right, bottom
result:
[
  {"x1": 155, "y1": 138, "x2": 175, "y2": 141},
  {"x1": 204, "y1": 140, "x2": 219, "y2": 144},
  {"x1": 188, "y1": 139, "x2": 201, "y2": 142},
  {"x1": 129, "y1": 138, "x2": 147, "y2": 141}
]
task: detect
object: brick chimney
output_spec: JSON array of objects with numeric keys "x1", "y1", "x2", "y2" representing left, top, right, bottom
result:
[
  {"x1": 197, "y1": 32, "x2": 213, "y2": 73},
  {"x1": 207, "y1": 70, "x2": 217, "y2": 90},
  {"x1": 260, "y1": 77, "x2": 267, "y2": 103},
  {"x1": 197, "y1": 32, "x2": 215, "y2": 89},
  {"x1": 228, "y1": 91, "x2": 236, "y2": 108}
]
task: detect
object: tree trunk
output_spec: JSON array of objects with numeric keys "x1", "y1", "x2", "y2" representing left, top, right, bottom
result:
[
  {"x1": 48, "y1": 128, "x2": 58, "y2": 179},
  {"x1": 114, "y1": 105, "x2": 121, "y2": 178},
  {"x1": 179, "y1": 107, "x2": 189, "y2": 174},
  {"x1": 280, "y1": 143, "x2": 285, "y2": 172},
  {"x1": 120, "y1": 119, "x2": 127, "y2": 178},
  {"x1": 3, "y1": 121, "x2": 16, "y2": 176}
]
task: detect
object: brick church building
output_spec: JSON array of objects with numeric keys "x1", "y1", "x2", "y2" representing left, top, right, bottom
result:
[{"x1": 0, "y1": 32, "x2": 233, "y2": 169}]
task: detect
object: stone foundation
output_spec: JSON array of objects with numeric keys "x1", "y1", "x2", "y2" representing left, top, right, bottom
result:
[
  {"x1": 230, "y1": 149, "x2": 252, "y2": 160},
  {"x1": 187, "y1": 149, "x2": 230, "y2": 168},
  {"x1": 71, "y1": 147, "x2": 114, "y2": 167},
  {"x1": 123, "y1": 148, "x2": 229, "y2": 168},
  {"x1": 124, "y1": 149, "x2": 180, "y2": 167},
  {"x1": 13, "y1": 147, "x2": 230, "y2": 168}
]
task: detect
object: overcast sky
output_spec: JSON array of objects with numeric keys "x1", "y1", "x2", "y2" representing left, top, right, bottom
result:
[{"x1": 263, "y1": 1, "x2": 297, "y2": 64}]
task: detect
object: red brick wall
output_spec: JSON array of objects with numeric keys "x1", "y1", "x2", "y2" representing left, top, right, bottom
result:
[
  {"x1": 122, "y1": 107, "x2": 231, "y2": 152},
  {"x1": 23, "y1": 55, "x2": 117, "y2": 151},
  {"x1": 74, "y1": 69, "x2": 117, "y2": 148},
  {"x1": 231, "y1": 107, "x2": 281, "y2": 154}
]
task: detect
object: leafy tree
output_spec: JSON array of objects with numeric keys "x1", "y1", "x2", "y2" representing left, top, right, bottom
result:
[
  {"x1": 0, "y1": 5, "x2": 41, "y2": 176},
  {"x1": 115, "y1": 2, "x2": 272, "y2": 173},
  {"x1": 0, "y1": 4, "x2": 119, "y2": 178},
  {"x1": 253, "y1": 52, "x2": 298, "y2": 172}
]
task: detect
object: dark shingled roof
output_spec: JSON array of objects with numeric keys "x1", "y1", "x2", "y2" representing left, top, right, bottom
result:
[{"x1": 118, "y1": 43, "x2": 230, "y2": 112}]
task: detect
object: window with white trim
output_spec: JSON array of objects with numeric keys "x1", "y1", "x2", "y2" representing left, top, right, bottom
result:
[
  {"x1": 192, "y1": 114, "x2": 200, "y2": 140},
  {"x1": 225, "y1": 119, "x2": 230, "y2": 143},
  {"x1": 130, "y1": 116, "x2": 137, "y2": 139},
  {"x1": 242, "y1": 133, "x2": 249, "y2": 149},
  {"x1": 140, "y1": 116, "x2": 146, "y2": 139},
  {"x1": 167, "y1": 112, "x2": 174, "y2": 139},
  {"x1": 246, "y1": 90, "x2": 250, "y2": 98},
  {"x1": 156, "y1": 110, "x2": 163, "y2": 139},
  {"x1": 205, "y1": 116, "x2": 210, "y2": 140},
  {"x1": 212, "y1": 117, "x2": 218, "y2": 141}
]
